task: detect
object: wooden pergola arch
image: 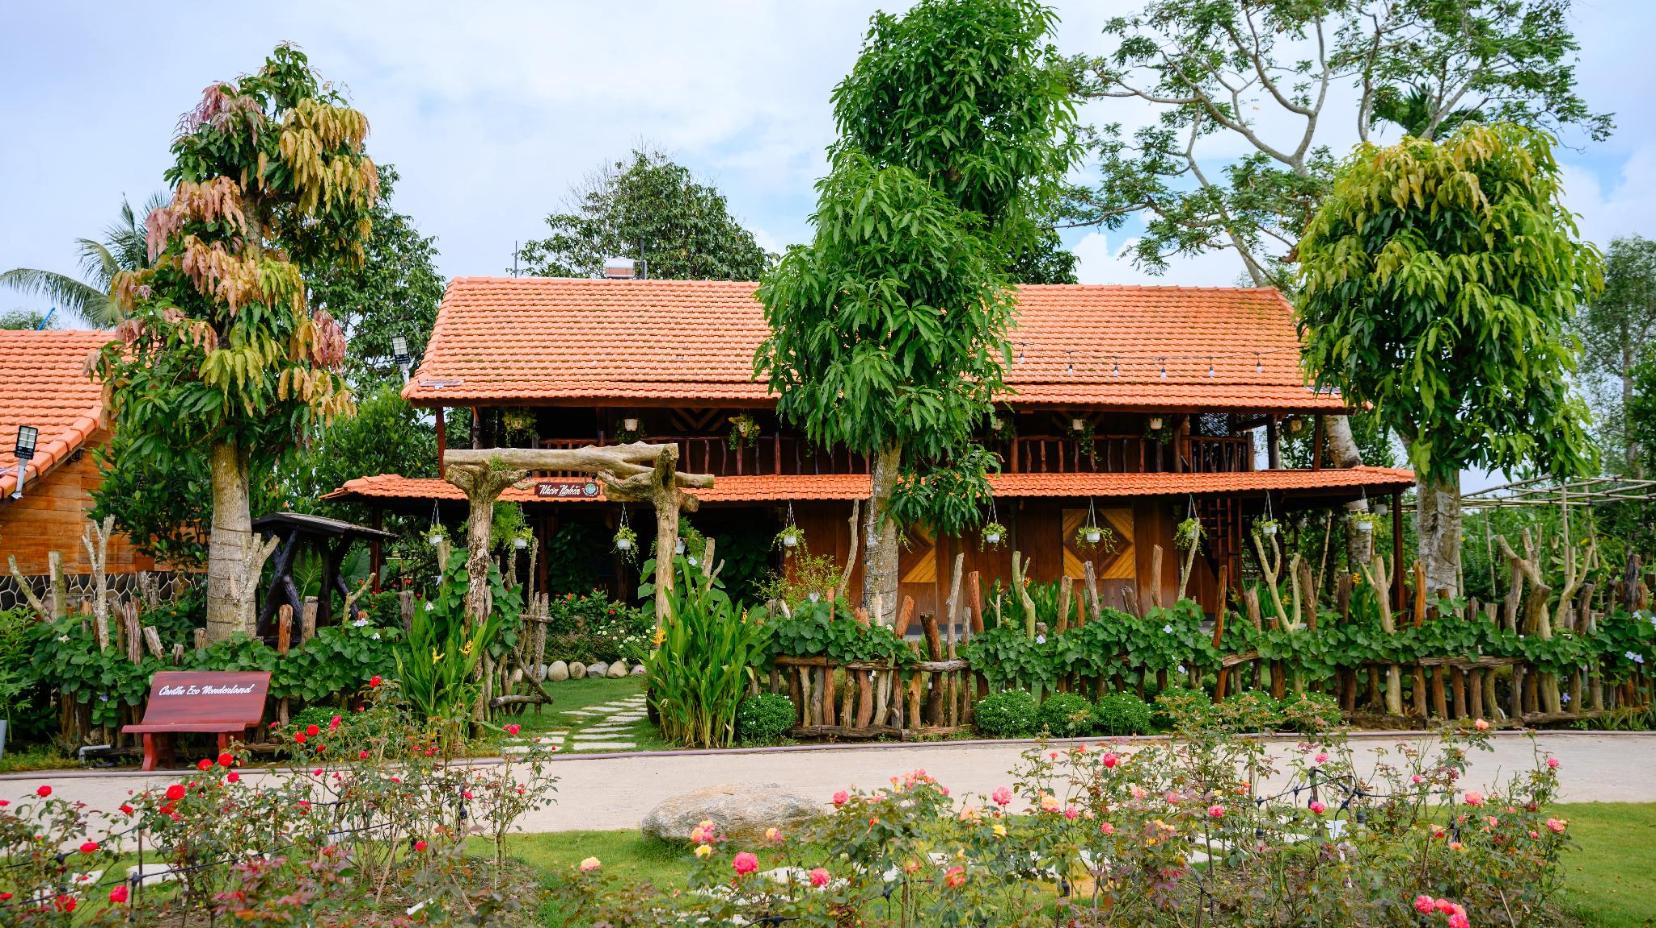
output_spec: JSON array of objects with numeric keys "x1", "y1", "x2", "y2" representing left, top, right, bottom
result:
[{"x1": 441, "y1": 443, "x2": 714, "y2": 626}]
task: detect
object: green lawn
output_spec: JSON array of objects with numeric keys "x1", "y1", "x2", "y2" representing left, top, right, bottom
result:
[{"x1": 503, "y1": 802, "x2": 1656, "y2": 927}]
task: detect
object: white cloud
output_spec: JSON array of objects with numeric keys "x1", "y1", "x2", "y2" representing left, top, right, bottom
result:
[
  {"x1": 1558, "y1": 145, "x2": 1656, "y2": 248},
  {"x1": 1071, "y1": 231, "x2": 1256, "y2": 287}
]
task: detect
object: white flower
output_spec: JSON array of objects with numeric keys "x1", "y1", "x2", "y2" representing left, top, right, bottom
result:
[
  {"x1": 352, "y1": 618, "x2": 370, "y2": 627},
  {"x1": 1162, "y1": 624, "x2": 1174, "y2": 634},
  {"x1": 1176, "y1": 665, "x2": 1187, "y2": 675},
  {"x1": 1035, "y1": 634, "x2": 1047, "y2": 644},
  {"x1": 425, "y1": 602, "x2": 435, "y2": 612},
  {"x1": 1628, "y1": 651, "x2": 1646, "y2": 666}
]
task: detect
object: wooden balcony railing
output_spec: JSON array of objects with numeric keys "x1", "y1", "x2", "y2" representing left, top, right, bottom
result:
[{"x1": 527, "y1": 433, "x2": 1255, "y2": 479}]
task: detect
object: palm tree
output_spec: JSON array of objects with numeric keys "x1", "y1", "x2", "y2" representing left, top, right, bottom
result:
[{"x1": 0, "y1": 192, "x2": 166, "y2": 327}]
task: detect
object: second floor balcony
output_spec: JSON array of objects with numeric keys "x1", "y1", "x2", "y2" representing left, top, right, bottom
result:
[{"x1": 531, "y1": 432, "x2": 1256, "y2": 479}]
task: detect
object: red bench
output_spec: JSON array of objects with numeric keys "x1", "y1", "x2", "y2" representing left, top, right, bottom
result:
[{"x1": 121, "y1": 671, "x2": 271, "y2": 771}]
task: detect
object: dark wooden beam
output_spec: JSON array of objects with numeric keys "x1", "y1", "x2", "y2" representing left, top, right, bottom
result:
[
  {"x1": 1391, "y1": 492, "x2": 1406, "y2": 612},
  {"x1": 1266, "y1": 417, "x2": 1281, "y2": 470}
]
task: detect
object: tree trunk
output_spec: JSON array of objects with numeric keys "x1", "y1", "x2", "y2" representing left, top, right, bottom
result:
[
  {"x1": 205, "y1": 440, "x2": 255, "y2": 641},
  {"x1": 1325, "y1": 415, "x2": 1373, "y2": 567},
  {"x1": 863, "y1": 444, "x2": 902, "y2": 625},
  {"x1": 1417, "y1": 476, "x2": 1462, "y2": 597},
  {"x1": 464, "y1": 496, "x2": 495, "y2": 627}
]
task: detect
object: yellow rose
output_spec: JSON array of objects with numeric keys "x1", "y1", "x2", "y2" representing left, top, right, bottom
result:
[{"x1": 695, "y1": 844, "x2": 712, "y2": 858}]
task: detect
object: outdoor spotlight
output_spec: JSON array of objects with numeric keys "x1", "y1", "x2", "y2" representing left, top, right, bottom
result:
[
  {"x1": 392, "y1": 336, "x2": 410, "y2": 364},
  {"x1": 10, "y1": 425, "x2": 38, "y2": 499}
]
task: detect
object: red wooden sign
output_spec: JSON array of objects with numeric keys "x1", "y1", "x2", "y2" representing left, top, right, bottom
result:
[{"x1": 533, "y1": 479, "x2": 602, "y2": 499}]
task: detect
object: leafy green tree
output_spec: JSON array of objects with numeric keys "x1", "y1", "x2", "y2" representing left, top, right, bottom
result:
[
  {"x1": 1297, "y1": 123, "x2": 1601, "y2": 594},
  {"x1": 1008, "y1": 226, "x2": 1079, "y2": 284},
  {"x1": 756, "y1": 0, "x2": 1075, "y2": 623},
  {"x1": 0, "y1": 193, "x2": 166, "y2": 327},
  {"x1": 281, "y1": 384, "x2": 436, "y2": 520},
  {"x1": 1575, "y1": 236, "x2": 1656, "y2": 475},
  {"x1": 306, "y1": 164, "x2": 444, "y2": 388},
  {"x1": 515, "y1": 149, "x2": 771, "y2": 280},
  {"x1": 93, "y1": 45, "x2": 377, "y2": 641},
  {"x1": 1067, "y1": 0, "x2": 1612, "y2": 287},
  {"x1": 1, "y1": 309, "x2": 54, "y2": 329}
]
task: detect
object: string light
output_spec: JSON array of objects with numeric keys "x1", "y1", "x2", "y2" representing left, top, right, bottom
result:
[
  {"x1": 1112, "y1": 359, "x2": 1120, "y2": 377},
  {"x1": 1159, "y1": 359, "x2": 1168, "y2": 380},
  {"x1": 1256, "y1": 353, "x2": 1265, "y2": 374},
  {"x1": 1208, "y1": 358, "x2": 1216, "y2": 378}
]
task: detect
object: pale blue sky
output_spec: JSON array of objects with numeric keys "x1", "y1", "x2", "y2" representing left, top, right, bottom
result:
[{"x1": 5, "y1": 0, "x2": 1648, "y2": 319}]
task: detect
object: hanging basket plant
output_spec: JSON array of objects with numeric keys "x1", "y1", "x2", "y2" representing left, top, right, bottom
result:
[
  {"x1": 613, "y1": 417, "x2": 644, "y2": 443},
  {"x1": 980, "y1": 521, "x2": 1007, "y2": 550},
  {"x1": 1075, "y1": 522, "x2": 1116, "y2": 552},
  {"x1": 1255, "y1": 517, "x2": 1280, "y2": 538},
  {"x1": 1175, "y1": 515, "x2": 1203, "y2": 551},
  {"x1": 511, "y1": 527, "x2": 534, "y2": 550},
  {"x1": 1145, "y1": 415, "x2": 1174, "y2": 444},
  {"x1": 775, "y1": 524, "x2": 806, "y2": 552},
  {"x1": 987, "y1": 409, "x2": 1015, "y2": 443},
  {"x1": 613, "y1": 523, "x2": 638, "y2": 558},
  {"x1": 727, "y1": 413, "x2": 761, "y2": 449},
  {"x1": 1350, "y1": 512, "x2": 1377, "y2": 535}
]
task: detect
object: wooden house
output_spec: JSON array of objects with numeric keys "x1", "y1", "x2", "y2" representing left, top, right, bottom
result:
[{"x1": 327, "y1": 277, "x2": 1415, "y2": 616}]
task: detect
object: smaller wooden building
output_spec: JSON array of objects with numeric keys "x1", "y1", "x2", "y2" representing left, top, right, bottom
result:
[{"x1": 0, "y1": 329, "x2": 155, "y2": 577}]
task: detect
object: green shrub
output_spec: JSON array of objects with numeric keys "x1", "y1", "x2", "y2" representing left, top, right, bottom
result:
[
  {"x1": 544, "y1": 589, "x2": 653, "y2": 664},
  {"x1": 1217, "y1": 691, "x2": 1283, "y2": 732},
  {"x1": 645, "y1": 557, "x2": 771, "y2": 749},
  {"x1": 1092, "y1": 692, "x2": 1152, "y2": 736},
  {"x1": 1037, "y1": 692, "x2": 1094, "y2": 737},
  {"x1": 736, "y1": 693, "x2": 796, "y2": 744},
  {"x1": 1151, "y1": 686, "x2": 1209, "y2": 731},
  {"x1": 974, "y1": 690, "x2": 1039, "y2": 738},
  {"x1": 1279, "y1": 691, "x2": 1343, "y2": 733}
]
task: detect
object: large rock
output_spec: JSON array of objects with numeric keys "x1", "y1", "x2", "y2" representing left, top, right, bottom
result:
[
  {"x1": 547, "y1": 661, "x2": 569, "y2": 682},
  {"x1": 641, "y1": 784, "x2": 819, "y2": 843},
  {"x1": 569, "y1": 662, "x2": 588, "y2": 680},
  {"x1": 588, "y1": 661, "x2": 609, "y2": 678},
  {"x1": 605, "y1": 660, "x2": 628, "y2": 678}
]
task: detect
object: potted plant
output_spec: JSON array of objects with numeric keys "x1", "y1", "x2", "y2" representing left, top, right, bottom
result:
[
  {"x1": 511, "y1": 527, "x2": 533, "y2": 550},
  {"x1": 1145, "y1": 415, "x2": 1174, "y2": 444},
  {"x1": 775, "y1": 524, "x2": 806, "y2": 551},
  {"x1": 1255, "y1": 517, "x2": 1280, "y2": 538},
  {"x1": 426, "y1": 526, "x2": 446, "y2": 546},
  {"x1": 1075, "y1": 522, "x2": 1115, "y2": 552},
  {"x1": 1175, "y1": 516, "x2": 1203, "y2": 551},
  {"x1": 613, "y1": 523, "x2": 638, "y2": 555},
  {"x1": 1350, "y1": 512, "x2": 1377, "y2": 535},
  {"x1": 980, "y1": 521, "x2": 1007, "y2": 549},
  {"x1": 727, "y1": 413, "x2": 761, "y2": 449},
  {"x1": 614, "y1": 417, "x2": 643, "y2": 443}
]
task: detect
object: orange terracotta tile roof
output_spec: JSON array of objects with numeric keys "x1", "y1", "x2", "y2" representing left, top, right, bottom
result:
[
  {"x1": 404, "y1": 278, "x2": 1345, "y2": 412},
  {"x1": 327, "y1": 467, "x2": 1414, "y2": 506},
  {"x1": 0, "y1": 329, "x2": 113, "y2": 498}
]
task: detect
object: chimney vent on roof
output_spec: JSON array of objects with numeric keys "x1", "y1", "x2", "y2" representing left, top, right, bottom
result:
[{"x1": 601, "y1": 257, "x2": 637, "y2": 279}]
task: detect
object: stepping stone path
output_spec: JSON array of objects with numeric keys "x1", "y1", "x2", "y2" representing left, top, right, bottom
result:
[{"x1": 508, "y1": 694, "x2": 649, "y2": 754}]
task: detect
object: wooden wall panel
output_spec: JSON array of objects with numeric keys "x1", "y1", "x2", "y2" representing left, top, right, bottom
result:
[{"x1": 0, "y1": 442, "x2": 157, "y2": 576}]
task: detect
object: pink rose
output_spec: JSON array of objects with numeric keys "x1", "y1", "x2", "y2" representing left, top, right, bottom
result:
[
  {"x1": 992, "y1": 786, "x2": 1013, "y2": 807},
  {"x1": 1099, "y1": 821, "x2": 1115, "y2": 835},
  {"x1": 944, "y1": 865, "x2": 966, "y2": 889},
  {"x1": 1547, "y1": 757, "x2": 1560, "y2": 769},
  {"x1": 504, "y1": 723, "x2": 521, "y2": 736},
  {"x1": 1314, "y1": 753, "x2": 1328, "y2": 765},
  {"x1": 1309, "y1": 801, "x2": 1326, "y2": 815},
  {"x1": 1546, "y1": 818, "x2": 1567, "y2": 834},
  {"x1": 1436, "y1": 898, "x2": 1457, "y2": 914},
  {"x1": 1474, "y1": 718, "x2": 1489, "y2": 731},
  {"x1": 1463, "y1": 790, "x2": 1485, "y2": 807},
  {"x1": 1102, "y1": 752, "x2": 1120, "y2": 769},
  {"x1": 1207, "y1": 804, "x2": 1226, "y2": 819},
  {"x1": 1064, "y1": 806, "x2": 1080, "y2": 820},
  {"x1": 809, "y1": 867, "x2": 830, "y2": 887},
  {"x1": 832, "y1": 790, "x2": 849, "y2": 807},
  {"x1": 578, "y1": 856, "x2": 600, "y2": 872},
  {"x1": 1414, "y1": 895, "x2": 1436, "y2": 915},
  {"x1": 1448, "y1": 914, "x2": 1469, "y2": 928},
  {"x1": 733, "y1": 851, "x2": 759, "y2": 875}
]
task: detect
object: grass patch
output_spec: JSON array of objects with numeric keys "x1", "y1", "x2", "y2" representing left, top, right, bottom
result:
[
  {"x1": 0, "y1": 744, "x2": 72, "y2": 773},
  {"x1": 1554, "y1": 802, "x2": 1656, "y2": 927},
  {"x1": 494, "y1": 675, "x2": 673, "y2": 753}
]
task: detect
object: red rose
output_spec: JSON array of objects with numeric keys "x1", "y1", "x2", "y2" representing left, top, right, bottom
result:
[
  {"x1": 218, "y1": 752, "x2": 235, "y2": 768},
  {"x1": 359, "y1": 750, "x2": 370, "y2": 760},
  {"x1": 36, "y1": 784, "x2": 52, "y2": 798},
  {"x1": 329, "y1": 715, "x2": 342, "y2": 730},
  {"x1": 369, "y1": 675, "x2": 382, "y2": 688},
  {"x1": 197, "y1": 759, "x2": 213, "y2": 771},
  {"x1": 295, "y1": 732, "x2": 308, "y2": 744},
  {"x1": 226, "y1": 772, "x2": 241, "y2": 784},
  {"x1": 119, "y1": 804, "x2": 134, "y2": 816},
  {"x1": 54, "y1": 894, "x2": 76, "y2": 913},
  {"x1": 166, "y1": 784, "x2": 187, "y2": 801},
  {"x1": 79, "y1": 841, "x2": 99, "y2": 854},
  {"x1": 413, "y1": 839, "x2": 428, "y2": 852},
  {"x1": 109, "y1": 884, "x2": 129, "y2": 904},
  {"x1": 305, "y1": 724, "x2": 321, "y2": 737},
  {"x1": 504, "y1": 723, "x2": 521, "y2": 736}
]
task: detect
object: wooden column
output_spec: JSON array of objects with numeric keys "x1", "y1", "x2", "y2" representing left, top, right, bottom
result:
[
  {"x1": 435, "y1": 405, "x2": 446, "y2": 473},
  {"x1": 1311, "y1": 417, "x2": 1325, "y2": 470},
  {"x1": 370, "y1": 508, "x2": 384, "y2": 593},
  {"x1": 1391, "y1": 492, "x2": 1406, "y2": 612},
  {"x1": 1266, "y1": 417, "x2": 1281, "y2": 470}
]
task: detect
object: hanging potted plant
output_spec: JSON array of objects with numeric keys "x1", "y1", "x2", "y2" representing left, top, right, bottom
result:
[
  {"x1": 727, "y1": 413, "x2": 761, "y2": 449},
  {"x1": 1075, "y1": 521, "x2": 1115, "y2": 552},
  {"x1": 980, "y1": 521, "x2": 1007, "y2": 549},
  {"x1": 1255, "y1": 517, "x2": 1280, "y2": 538},
  {"x1": 613, "y1": 523, "x2": 638, "y2": 555},
  {"x1": 775, "y1": 524, "x2": 806, "y2": 551},
  {"x1": 1175, "y1": 515, "x2": 1203, "y2": 551},
  {"x1": 614, "y1": 417, "x2": 643, "y2": 443},
  {"x1": 511, "y1": 527, "x2": 534, "y2": 550},
  {"x1": 1145, "y1": 415, "x2": 1174, "y2": 444},
  {"x1": 1350, "y1": 512, "x2": 1377, "y2": 535}
]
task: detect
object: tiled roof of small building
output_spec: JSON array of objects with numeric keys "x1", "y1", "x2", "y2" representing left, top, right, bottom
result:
[
  {"x1": 0, "y1": 329, "x2": 112, "y2": 498},
  {"x1": 403, "y1": 278, "x2": 1345, "y2": 412}
]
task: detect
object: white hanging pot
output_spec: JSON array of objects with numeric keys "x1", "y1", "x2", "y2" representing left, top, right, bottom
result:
[
  {"x1": 984, "y1": 531, "x2": 1002, "y2": 545},
  {"x1": 426, "y1": 532, "x2": 443, "y2": 546},
  {"x1": 1085, "y1": 529, "x2": 1102, "y2": 544},
  {"x1": 1148, "y1": 417, "x2": 1164, "y2": 431},
  {"x1": 1262, "y1": 523, "x2": 1278, "y2": 537},
  {"x1": 513, "y1": 537, "x2": 529, "y2": 550},
  {"x1": 782, "y1": 534, "x2": 798, "y2": 548},
  {"x1": 1356, "y1": 521, "x2": 1373, "y2": 535},
  {"x1": 616, "y1": 538, "x2": 633, "y2": 551}
]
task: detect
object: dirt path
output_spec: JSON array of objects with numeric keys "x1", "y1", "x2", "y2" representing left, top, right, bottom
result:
[{"x1": 5, "y1": 731, "x2": 1650, "y2": 834}]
